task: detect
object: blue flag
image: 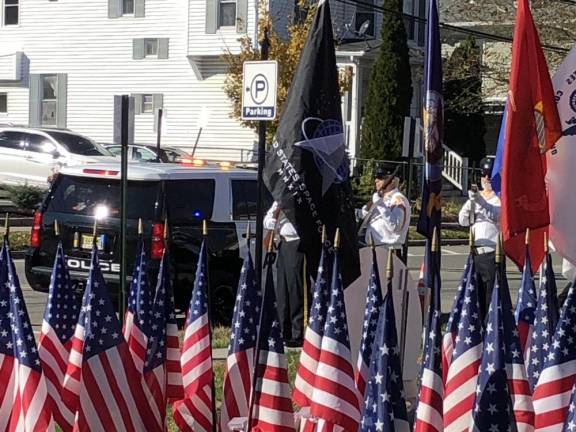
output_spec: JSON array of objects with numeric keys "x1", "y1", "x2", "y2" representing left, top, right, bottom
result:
[{"x1": 491, "y1": 104, "x2": 508, "y2": 195}]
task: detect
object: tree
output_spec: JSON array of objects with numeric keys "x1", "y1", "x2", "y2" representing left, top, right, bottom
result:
[
  {"x1": 444, "y1": 36, "x2": 486, "y2": 164},
  {"x1": 222, "y1": 1, "x2": 351, "y2": 140},
  {"x1": 359, "y1": 0, "x2": 413, "y2": 161}
]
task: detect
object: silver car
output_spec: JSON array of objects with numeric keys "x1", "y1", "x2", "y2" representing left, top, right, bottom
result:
[{"x1": 0, "y1": 126, "x2": 116, "y2": 188}]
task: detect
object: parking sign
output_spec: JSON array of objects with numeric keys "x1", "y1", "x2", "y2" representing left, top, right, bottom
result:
[{"x1": 241, "y1": 61, "x2": 278, "y2": 121}]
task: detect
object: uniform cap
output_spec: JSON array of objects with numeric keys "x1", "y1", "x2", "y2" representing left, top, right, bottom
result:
[
  {"x1": 479, "y1": 157, "x2": 494, "y2": 178},
  {"x1": 375, "y1": 162, "x2": 400, "y2": 180}
]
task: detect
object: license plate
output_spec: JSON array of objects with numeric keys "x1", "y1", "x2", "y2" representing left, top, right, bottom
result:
[{"x1": 81, "y1": 234, "x2": 105, "y2": 250}]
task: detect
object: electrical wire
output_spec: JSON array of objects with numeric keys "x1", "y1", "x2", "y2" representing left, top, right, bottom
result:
[{"x1": 333, "y1": 0, "x2": 570, "y2": 53}]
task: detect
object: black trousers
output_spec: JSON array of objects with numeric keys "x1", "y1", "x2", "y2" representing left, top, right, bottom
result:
[
  {"x1": 474, "y1": 251, "x2": 496, "y2": 323},
  {"x1": 276, "y1": 239, "x2": 308, "y2": 343}
]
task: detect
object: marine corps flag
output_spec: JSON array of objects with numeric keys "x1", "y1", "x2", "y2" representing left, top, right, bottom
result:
[
  {"x1": 501, "y1": 0, "x2": 562, "y2": 271},
  {"x1": 262, "y1": 0, "x2": 360, "y2": 287}
]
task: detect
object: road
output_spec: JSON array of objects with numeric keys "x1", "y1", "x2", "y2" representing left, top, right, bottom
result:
[{"x1": 16, "y1": 245, "x2": 567, "y2": 337}]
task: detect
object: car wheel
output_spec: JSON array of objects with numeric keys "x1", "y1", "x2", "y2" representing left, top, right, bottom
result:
[{"x1": 209, "y1": 270, "x2": 236, "y2": 327}]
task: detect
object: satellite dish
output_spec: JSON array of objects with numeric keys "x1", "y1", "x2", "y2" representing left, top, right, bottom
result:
[{"x1": 358, "y1": 20, "x2": 371, "y2": 36}]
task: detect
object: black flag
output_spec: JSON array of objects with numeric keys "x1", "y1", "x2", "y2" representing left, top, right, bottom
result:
[{"x1": 263, "y1": 0, "x2": 360, "y2": 287}]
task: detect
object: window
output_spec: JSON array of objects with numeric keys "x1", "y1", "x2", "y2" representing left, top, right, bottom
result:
[
  {"x1": 218, "y1": 0, "x2": 236, "y2": 27},
  {"x1": 166, "y1": 180, "x2": 215, "y2": 221},
  {"x1": 231, "y1": 180, "x2": 273, "y2": 220},
  {"x1": 141, "y1": 94, "x2": 153, "y2": 113},
  {"x1": 27, "y1": 134, "x2": 58, "y2": 154},
  {"x1": 133, "y1": 147, "x2": 157, "y2": 162},
  {"x1": 41, "y1": 75, "x2": 58, "y2": 127},
  {"x1": 0, "y1": 93, "x2": 6, "y2": 113},
  {"x1": 355, "y1": 0, "x2": 374, "y2": 37},
  {"x1": 4, "y1": 0, "x2": 18, "y2": 25},
  {"x1": 122, "y1": 0, "x2": 134, "y2": 14},
  {"x1": 106, "y1": 146, "x2": 122, "y2": 156},
  {"x1": 144, "y1": 39, "x2": 158, "y2": 57},
  {"x1": 44, "y1": 130, "x2": 111, "y2": 156},
  {"x1": 0, "y1": 131, "x2": 26, "y2": 150}
]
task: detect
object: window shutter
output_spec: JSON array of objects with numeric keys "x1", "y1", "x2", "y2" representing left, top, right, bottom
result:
[
  {"x1": 135, "y1": 0, "x2": 145, "y2": 18},
  {"x1": 132, "y1": 94, "x2": 143, "y2": 115},
  {"x1": 56, "y1": 73, "x2": 68, "y2": 128},
  {"x1": 236, "y1": 0, "x2": 248, "y2": 33},
  {"x1": 158, "y1": 39, "x2": 169, "y2": 59},
  {"x1": 133, "y1": 39, "x2": 145, "y2": 60},
  {"x1": 108, "y1": 0, "x2": 122, "y2": 18},
  {"x1": 28, "y1": 74, "x2": 42, "y2": 127},
  {"x1": 205, "y1": 0, "x2": 217, "y2": 34}
]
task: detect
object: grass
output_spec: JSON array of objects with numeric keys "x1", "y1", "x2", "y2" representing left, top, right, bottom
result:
[{"x1": 408, "y1": 226, "x2": 469, "y2": 240}]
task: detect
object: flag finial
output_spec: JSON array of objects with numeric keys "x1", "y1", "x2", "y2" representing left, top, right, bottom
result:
[
  {"x1": 386, "y1": 248, "x2": 394, "y2": 280},
  {"x1": 164, "y1": 220, "x2": 169, "y2": 240},
  {"x1": 496, "y1": 235, "x2": 503, "y2": 264},
  {"x1": 202, "y1": 220, "x2": 208, "y2": 237},
  {"x1": 54, "y1": 219, "x2": 60, "y2": 237},
  {"x1": 4, "y1": 212, "x2": 9, "y2": 238},
  {"x1": 92, "y1": 218, "x2": 97, "y2": 239},
  {"x1": 525, "y1": 228, "x2": 530, "y2": 245},
  {"x1": 334, "y1": 228, "x2": 341, "y2": 249},
  {"x1": 432, "y1": 227, "x2": 439, "y2": 252},
  {"x1": 138, "y1": 218, "x2": 143, "y2": 235},
  {"x1": 544, "y1": 231, "x2": 549, "y2": 254},
  {"x1": 369, "y1": 232, "x2": 375, "y2": 250},
  {"x1": 321, "y1": 225, "x2": 326, "y2": 244},
  {"x1": 246, "y1": 223, "x2": 251, "y2": 245},
  {"x1": 267, "y1": 229, "x2": 275, "y2": 253}
]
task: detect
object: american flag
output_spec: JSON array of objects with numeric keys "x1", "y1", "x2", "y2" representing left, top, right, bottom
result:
[
  {"x1": 250, "y1": 254, "x2": 295, "y2": 431},
  {"x1": 414, "y1": 245, "x2": 443, "y2": 432},
  {"x1": 355, "y1": 247, "x2": 384, "y2": 400},
  {"x1": 123, "y1": 241, "x2": 153, "y2": 371},
  {"x1": 310, "y1": 250, "x2": 361, "y2": 431},
  {"x1": 173, "y1": 239, "x2": 215, "y2": 432},
  {"x1": 359, "y1": 275, "x2": 409, "y2": 432},
  {"x1": 470, "y1": 272, "x2": 517, "y2": 431},
  {"x1": 532, "y1": 281, "x2": 576, "y2": 431},
  {"x1": 500, "y1": 269, "x2": 535, "y2": 430},
  {"x1": 293, "y1": 244, "x2": 332, "y2": 408},
  {"x1": 527, "y1": 251, "x2": 559, "y2": 390},
  {"x1": 220, "y1": 248, "x2": 261, "y2": 431},
  {"x1": 443, "y1": 256, "x2": 483, "y2": 431},
  {"x1": 442, "y1": 254, "x2": 472, "y2": 383},
  {"x1": 61, "y1": 244, "x2": 162, "y2": 431},
  {"x1": 38, "y1": 242, "x2": 79, "y2": 431},
  {"x1": 0, "y1": 239, "x2": 54, "y2": 431},
  {"x1": 143, "y1": 249, "x2": 184, "y2": 422},
  {"x1": 561, "y1": 383, "x2": 576, "y2": 431},
  {"x1": 515, "y1": 248, "x2": 537, "y2": 366}
]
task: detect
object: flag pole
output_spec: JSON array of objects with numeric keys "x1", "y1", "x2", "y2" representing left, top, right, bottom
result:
[
  {"x1": 54, "y1": 219, "x2": 60, "y2": 239},
  {"x1": 3, "y1": 213, "x2": 9, "y2": 242}
]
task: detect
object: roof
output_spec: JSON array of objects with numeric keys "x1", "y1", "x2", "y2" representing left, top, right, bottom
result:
[{"x1": 60, "y1": 162, "x2": 257, "y2": 181}]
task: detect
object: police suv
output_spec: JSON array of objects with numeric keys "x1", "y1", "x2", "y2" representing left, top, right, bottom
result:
[{"x1": 25, "y1": 161, "x2": 270, "y2": 324}]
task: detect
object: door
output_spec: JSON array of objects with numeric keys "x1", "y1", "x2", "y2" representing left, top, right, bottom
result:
[
  {"x1": 0, "y1": 131, "x2": 27, "y2": 186},
  {"x1": 20, "y1": 133, "x2": 60, "y2": 185}
]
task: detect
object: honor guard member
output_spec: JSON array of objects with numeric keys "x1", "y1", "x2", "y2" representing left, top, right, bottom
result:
[
  {"x1": 459, "y1": 157, "x2": 501, "y2": 321},
  {"x1": 360, "y1": 163, "x2": 411, "y2": 258},
  {"x1": 263, "y1": 201, "x2": 308, "y2": 348}
]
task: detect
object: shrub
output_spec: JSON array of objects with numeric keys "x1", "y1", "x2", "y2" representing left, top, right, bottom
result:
[{"x1": 3, "y1": 184, "x2": 45, "y2": 210}]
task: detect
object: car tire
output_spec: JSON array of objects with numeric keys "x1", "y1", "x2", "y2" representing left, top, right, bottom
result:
[{"x1": 209, "y1": 270, "x2": 236, "y2": 327}]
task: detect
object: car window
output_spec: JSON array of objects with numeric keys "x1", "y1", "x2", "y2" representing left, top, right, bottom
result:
[
  {"x1": 231, "y1": 179, "x2": 273, "y2": 220},
  {"x1": 27, "y1": 134, "x2": 58, "y2": 154},
  {"x1": 106, "y1": 146, "x2": 122, "y2": 156},
  {"x1": 46, "y1": 175, "x2": 160, "y2": 219},
  {"x1": 166, "y1": 179, "x2": 215, "y2": 222},
  {"x1": 44, "y1": 131, "x2": 111, "y2": 156},
  {"x1": 0, "y1": 131, "x2": 27, "y2": 150},
  {"x1": 133, "y1": 147, "x2": 157, "y2": 162}
]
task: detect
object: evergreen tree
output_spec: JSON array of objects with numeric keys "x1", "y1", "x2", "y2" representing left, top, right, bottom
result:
[
  {"x1": 444, "y1": 36, "x2": 486, "y2": 165},
  {"x1": 360, "y1": 0, "x2": 413, "y2": 161}
]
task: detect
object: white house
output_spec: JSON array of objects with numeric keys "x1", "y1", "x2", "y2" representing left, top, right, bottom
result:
[{"x1": 0, "y1": 0, "x2": 426, "y2": 162}]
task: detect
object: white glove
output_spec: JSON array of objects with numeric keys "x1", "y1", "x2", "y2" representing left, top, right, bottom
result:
[
  {"x1": 468, "y1": 190, "x2": 478, "y2": 201},
  {"x1": 372, "y1": 192, "x2": 381, "y2": 204}
]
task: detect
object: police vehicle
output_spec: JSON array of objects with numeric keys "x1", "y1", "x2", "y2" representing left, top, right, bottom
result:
[{"x1": 25, "y1": 161, "x2": 271, "y2": 324}]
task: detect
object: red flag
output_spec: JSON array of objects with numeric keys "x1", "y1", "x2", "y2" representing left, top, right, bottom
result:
[{"x1": 501, "y1": 0, "x2": 562, "y2": 271}]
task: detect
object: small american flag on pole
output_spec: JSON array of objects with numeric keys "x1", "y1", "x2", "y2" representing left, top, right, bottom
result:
[
  {"x1": 143, "y1": 249, "x2": 184, "y2": 423},
  {"x1": 61, "y1": 244, "x2": 161, "y2": 431},
  {"x1": 359, "y1": 264, "x2": 409, "y2": 432},
  {"x1": 0, "y1": 239, "x2": 55, "y2": 431},
  {"x1": 309, "y1": 245, "x2": 361, "y2": 431},
  {"x1": 533, "y1": 282, "x2": 576, "y2": 431},
  {"x1": 39, "y1": 242, "x2": 79, "y2": 431},
  {"x1": 293, "y1": 244, "x2": 332, "y2": 408},
  {"x1": 355, "y1": 247, "x2": 384, "y2": 400},
  {"x1": 250, "y1": 252, "x2": 295, "y2": 432},
  {"x1": 526, "y1": 251, "x2": 559, "y2": 390},
  {"x1": 123, "y1": 241, "x2": 153, "y2": 371},
  {"x1": 173, "y1": 239, "x2": 215, "y2": 432},
  {"x1": 442, "y1": 254, "x2": 472, "y2": 383},
  {"x1": 220, "y1": 248, "x2": 261, "y2": 431},
  {"x1": 470, "y1": 271, "x2": 517, "y2": 432},
  {"x1": 443, "y1": 257, "x2": 483, "y2": 431},
  {"x1": 515, "y1": 247, "x2": 537, "y2": 366}
]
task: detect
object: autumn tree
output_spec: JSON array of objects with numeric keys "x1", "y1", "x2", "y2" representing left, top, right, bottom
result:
[
  {"x1": 222, "y1": 1, "x2": 350, "y2": 140},
  {"x1": 359, "y1": 0, "x2": 413, "y2": 161}
]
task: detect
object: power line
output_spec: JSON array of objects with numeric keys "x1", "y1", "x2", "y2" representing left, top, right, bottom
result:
[{"x1": 334, "y1": 0, "x2": 570, "y2": 53}]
